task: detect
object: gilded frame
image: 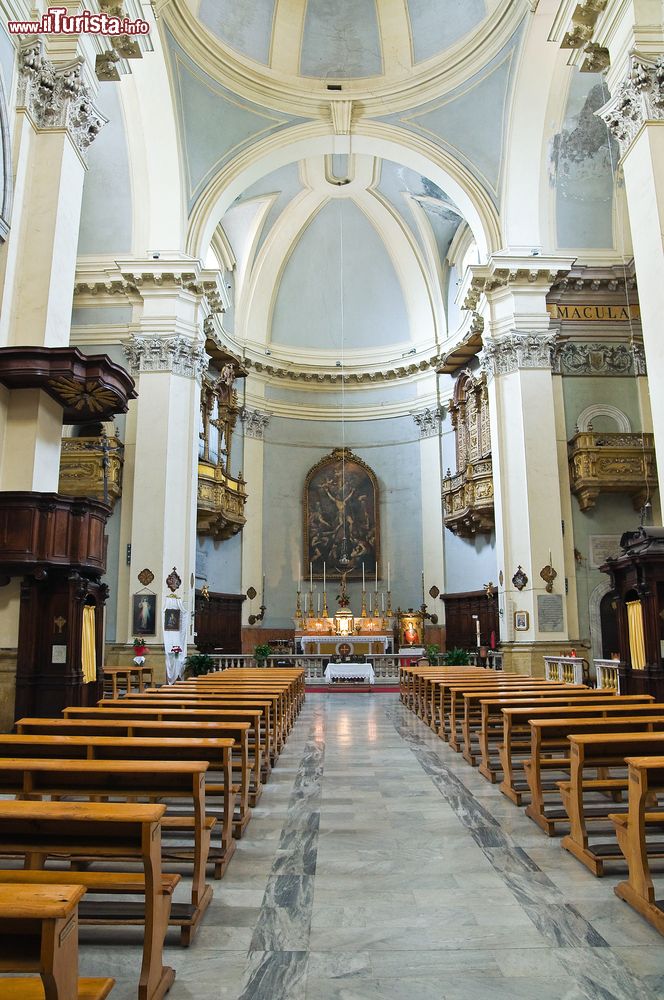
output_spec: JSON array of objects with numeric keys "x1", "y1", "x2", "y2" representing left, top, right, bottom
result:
[{"x1": 303, "y1": 448, "x2": 380, "y2": 581}]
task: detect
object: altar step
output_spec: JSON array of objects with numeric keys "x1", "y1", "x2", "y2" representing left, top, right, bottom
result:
[{"x1": 306, "y1": 684, "x2": 397, "y2": 693}]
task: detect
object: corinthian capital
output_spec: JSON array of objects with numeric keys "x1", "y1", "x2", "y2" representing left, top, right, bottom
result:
[
  {"x1": 123, "y1": 334, "x2": 210, "y2": 383},
  {"x1": 597, "y1": 54, "x2": 664, "y2": 153},
  {"x1": 240, "y1": 408, "x2": 270, "y2": 440},
  {"x1": 479, "y1": 332, "x2": 558, "y2": 380},
  {"x1": 412, "y1": 407, "x2": 444, "y2": 439},
  {"x1": 17, "y1": 41, "x2": 107, "y2": 158}
]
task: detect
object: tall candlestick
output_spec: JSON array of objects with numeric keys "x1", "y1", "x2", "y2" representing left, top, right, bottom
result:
[{"x1": 362, "y1": 563, "x2": 365, "y2": 590}]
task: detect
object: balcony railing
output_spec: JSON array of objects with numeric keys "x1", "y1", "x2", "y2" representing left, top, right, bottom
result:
[
  {"x1": 442, "y1": 457, "x2": 494, "y2": 537},
  {"x1": 568, "y1": 431, "x2": 657, "y2": 512},
  {"x1": 197, "y1": 461, "x2": 247, "y2": 540},
  {"x1": 58, "y1": 435, "x2": 123, "y2": 509}
]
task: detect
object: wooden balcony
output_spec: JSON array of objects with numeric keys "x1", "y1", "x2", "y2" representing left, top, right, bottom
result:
[
  {"x1": 58, "y1": 436, "x2": 123, "y2": 509},
  {"x1": 442, "y1": 457, "x2": 494, "y2": 537},
  {"x1": 197, "y1": 461, "x2": 247, "y2": 540},
  {"x1": 568, "y1": 431, "x2": 657, "y2": 512}
]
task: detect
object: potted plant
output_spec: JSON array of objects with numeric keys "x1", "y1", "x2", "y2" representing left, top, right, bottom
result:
[
  {"x1": 183, "y1": 652, "x2": 214, "y2": 678},
  {"x1": 444, "y1": 647, "x2": 470, "y2": 665},
  {"x1": 425, "y1": 643, "x2": 440, "y2": 664},
  {"x1": 132, "y1": 636, "x2": 148, "y2": 665},
  {"x1": 254, "y1": 643, "x2": 272, "y2": 667}
]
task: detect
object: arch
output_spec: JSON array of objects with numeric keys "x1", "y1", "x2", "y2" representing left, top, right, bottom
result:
[
  {"x1": 576, "y1": 404, "x2": 631, "y2": 433},
  {"x1": 588, "y1": 580, "x2": 612, "y2": 664},
  {"x1": 186, "y1": 121, "x2": 502, "y2": 262}
]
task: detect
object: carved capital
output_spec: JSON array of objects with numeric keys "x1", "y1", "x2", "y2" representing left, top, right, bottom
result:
[
  {"x1": 479, "y1": 332, "x2": 558, "y2": 379},
  {"x1": 123, "y1": 334, "x2": 210, "y2": 383},
  {"x1": 412, "y1": 406, "x2": 444, "y2": 439},
  {"x1": 597, "y1": 54, "x2": 664, "y2": 153},
  {"x1": 240, "y1": 408, "x2": 270, "y2": 440},
  {"x1": 17, "y1": 41, "x2": 107, "y2": 158}
]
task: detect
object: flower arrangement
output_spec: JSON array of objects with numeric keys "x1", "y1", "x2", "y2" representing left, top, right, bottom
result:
[
  {"x1": 133, "y1": 637, "x2": 148, "y2": 655},
  {"x1": 170, "y1": 645, "x2": 183, "y2": 655}
]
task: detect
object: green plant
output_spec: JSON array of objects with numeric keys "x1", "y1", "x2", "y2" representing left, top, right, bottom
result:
[
  {"x1": 444, "y1": 647, "x2": 470, "y2": 665},
  {"x1": 254, "y1": 643, "x2": 273, "y2": 661},
  {"x1": 425, "y1": 643, "x2": 440, "y2": 663},
  {"x1": 183, "y1": 652, "x2": 214, "y2": 678}
]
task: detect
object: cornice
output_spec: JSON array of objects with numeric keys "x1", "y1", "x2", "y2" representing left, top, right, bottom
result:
[
  {"x1": 244, "y1": 386, "x2": 448, "y2": 423},
  {"x1": 154, "y1": 0, "x2": 527, "y2": 120}
]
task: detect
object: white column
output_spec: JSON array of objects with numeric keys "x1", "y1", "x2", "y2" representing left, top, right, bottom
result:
[
  {"x1": 412, "y1": 406, "x2": 445, "y2": 603},
  {"x1": 118, "y1": 265, "x2": 214, "y2": 676},
  {"x1": 240, "y1": 403, "x2": 270, "y2": 632},
  {"x1": 471, "y1": 256, "x2": 575, "y2": 672}
]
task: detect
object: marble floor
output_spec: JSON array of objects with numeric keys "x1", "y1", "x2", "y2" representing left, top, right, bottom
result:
[{"x1": 79, "y1": 694, "x2": 664, "y2": 1000}]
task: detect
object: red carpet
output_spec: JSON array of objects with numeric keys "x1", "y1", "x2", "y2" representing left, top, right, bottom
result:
[{"x1": 306, "y1": 685, "x2": 398, "y2": 693}]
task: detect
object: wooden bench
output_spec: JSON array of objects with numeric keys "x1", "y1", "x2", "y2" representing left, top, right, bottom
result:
[
  {"x1": 0, "y1": 734, "x2": 237, "y2": 878},
  {"x1": 61, "y1": 705, "x2": 268, "y2": 797},
  {"x1": 102, "y1": 666, "x2": 153, "y2": 700},
  {"x1": 429, "y1": 676, "x2": 559, "y2": 742},
  {"x1": 611, "y1": 755, "x2": 664, "y2": 936},
  {"x1": 560, "y1": 732, "x2": 664, "y2": 875},
  {"x1": 0, "y1": 882, "x2": 115, "y2": 1000},
  {"x1": 492, "y1": 699, "x2": 660, "y2": 801},
  {"x1": 522, "y1": 717, "x2": 664, "y2": 835},
  {"x1": 0, "y1": 800, "x2": 174, "y2": 1000},
  {"x1": 0, "y1": 759, "x2": 214, "y2": 944}
]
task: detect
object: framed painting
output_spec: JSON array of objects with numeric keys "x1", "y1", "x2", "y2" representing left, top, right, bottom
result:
[
  {"x1": 304, "y1": 448, "x2": 379, "y2": 581},
  {"x1": 164, "y1": 607, "x2": 182, "y2": 632},
  {"x1": 132, "y1": 593, "x2": 156, "y2": 636},
  {"x1": 400, "y1": 614, "x2": 423, "y2": 648},
  {"x1": 514, "y1": 610, "x2": 530, "y2": 631}
]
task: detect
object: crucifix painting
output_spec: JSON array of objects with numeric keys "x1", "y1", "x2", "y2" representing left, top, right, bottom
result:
[{"x1": 304, "y1": 448, "x2": 379, "y2": 581}]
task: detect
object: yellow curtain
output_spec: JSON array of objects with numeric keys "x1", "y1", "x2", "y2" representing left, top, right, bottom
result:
[
  {"x1": 81, "y1": 605, "x2": 97, "y2": 684},
  {"x1": 626, "y1": 600, "x2": 646, "y2": 670}
]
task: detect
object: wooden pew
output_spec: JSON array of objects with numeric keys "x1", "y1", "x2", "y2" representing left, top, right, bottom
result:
[
  {"x1": 524, "y1": 717, "x2": 664, "y2": 835},
  {"x1": 460, "y1": 686, "x2": 607, "y2": 764},
  {"x1": 611, "y1": 755, "x2": 664, "y2": 936},
  {"x1": 0, "y1": 759, "x2": 214, "y2": 943},
  {"x1": 560, "y1": 732, "x2": 664, "y2": 875},
  {"x1": 430, "y1": 676, "x2": 560, "y2": 742},
  {"x1": 0, "y1": 882, "x2": 115, "y2": 1000},
  {"x1": 61, "y1": 705, "x2": 268, "y2": 799},
  {"x1": 0, "y1": 734, "x2": 237, "y2": 878},
  {"x1": 0, "y1": 800, "x2": 174, "y2": 1000},
  {"x1": 492, "y1": 698, "x2": 659, "y2": 799}
]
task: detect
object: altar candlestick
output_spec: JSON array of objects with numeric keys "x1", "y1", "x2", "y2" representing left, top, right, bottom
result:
[
  {"x1": 381, "y1": 592, "x2": 385, "y2": 612},
  {"x1": 362, "y1": 563, "x2": 365, "y2": 590}
]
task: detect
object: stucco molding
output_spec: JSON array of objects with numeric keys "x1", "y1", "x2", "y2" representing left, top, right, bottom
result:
[
  {"x1": 17, "y1": 41, "x2": 107, "y2": 159},
  {"x1": 240, "y1": 408, "x2": 270, "y2": 439},
  {"x1": 576, "y1": 404, "x2": 631, "y2": 432},
  {"x1": 553, "y1": 341, "x2": 647, "y2": 376},
  {"x1": 123, "y1": 334, "x2": 210, "y2": 383},
  {"x1": 412, "y1": 406, "x2": 444, "y2": 439},
  {"x1": 479, "y1": 332, "x2": 558, "y2": 379},
  {"x1": 597, "y1": 54, "x2": 664, "y2": 153}
]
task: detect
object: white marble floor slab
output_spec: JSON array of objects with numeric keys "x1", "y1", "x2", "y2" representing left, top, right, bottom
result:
[{"x1": 77, "y1": 693, "x2": 664, "y2": 1000}]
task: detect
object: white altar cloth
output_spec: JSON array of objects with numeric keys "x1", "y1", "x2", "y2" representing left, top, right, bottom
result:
[{"x1": 324, "y1": 663, "x2": 375, "y2": 684}]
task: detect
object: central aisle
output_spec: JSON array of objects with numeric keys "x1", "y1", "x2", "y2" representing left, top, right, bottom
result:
[{"x1": 85, "y1": 694, "x2": 664, "y2": 999}]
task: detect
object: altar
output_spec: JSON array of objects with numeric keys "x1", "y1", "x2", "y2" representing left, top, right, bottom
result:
[
  {"x1": 296, "y1": 634, "x2": 393, "y2": 656},
  {"x1": 324, "y1": 663, "x2": 376, "y2": 684}
]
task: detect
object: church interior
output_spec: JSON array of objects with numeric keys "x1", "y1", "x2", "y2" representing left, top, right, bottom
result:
[{"x1": 2, "y1": 0, "x2": 664, "y2": 996}]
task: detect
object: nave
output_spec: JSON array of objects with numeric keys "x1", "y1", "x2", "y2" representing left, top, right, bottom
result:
[{"x1": 78, "y1": 694, "x2": 664, "y2": 1000}]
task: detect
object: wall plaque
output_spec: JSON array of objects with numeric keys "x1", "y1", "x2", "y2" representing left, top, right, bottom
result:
[
  {"x1": 547, "y1": 304, "x2": 640, "y2": 322},
  {"x1": 537, "y1": 594, "x2": 565, "y2": 633},
  {"x1": 51, "y1": 645, "x2": 67, "y2": 664},
  {"x1": 589, "y1": 535, "x2": 621, "y2": 570}
]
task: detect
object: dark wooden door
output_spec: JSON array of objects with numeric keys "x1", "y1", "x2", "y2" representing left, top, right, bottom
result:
[
  {"x1": 441, "y1": 590, "x2": 499, "y2": 651},
  {"x1": 194, "y1": 591, "x2": 244, "y2": 653}
]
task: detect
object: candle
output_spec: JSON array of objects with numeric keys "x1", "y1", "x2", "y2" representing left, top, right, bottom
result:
[
  {"x1": 422, "y1": 571, "x2": 425, "y2": 603},
  {"x1": 548, "y1": 549, "x2": 552, "y2": 567},
  {"x1": 298, "y1": 561, "x2": 301, "y2": 592},
  {"x1": 317, "y1": 593, "x2": 320, "y2": 615},
  {"x1": 362, "y1": 563, "x2": 365, "y2": 590},
  {"x1": 310, "y1": 562, "x2": 313, "y2": 592},
  {"x1": 323, "y1": 562, "x2": 326, "y2": 591},
  {"x1": 387, "y1": 562, "x2": 390, "y2": 592},
  {"x1": 369, "y1": 592, "x2": 372, "y2": 613},
  {"x1": 262, "y1": 574, "x2": 265, "y2": 601},
  {"x1": 375, "y1": 564, "x2": 378, "y2": 591},
  {"x1": 476, "y1": 618, "x2": 481, "y2": 647},
  {"x1": 382, "y1": 592, "x2": 385, "y2": 612}
]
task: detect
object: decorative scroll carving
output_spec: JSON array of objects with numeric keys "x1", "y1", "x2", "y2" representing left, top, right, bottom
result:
[
  {"x1": 553, "y1": 341, "x2": 647, "y2": 376},
  {"x1": 241, "y1": 408, "x2": 271, "y2": 440},
  {"x1": 197, "y1": 364, "x2": 248, "y2": 540},
  {"x1": 412, "y1": 407, "x2": 443, "y2": 439},
  {"x1": 197, "y1": 468, "x2": 247, "y2": 540},
  {"x1": 597, "y1": 55, "x2": 664, "y2": 153},
  {"x1": 479, "y1": 332, "x2": 558, "y2": 379},
  {"x1": 442, "y1": 372, "x2": 494, "y2": 537},
  {"x1": 568, "y1": 430, "x2": 658, "y2": 511},
  {"x1": 17, "y1": 42, "x2": 107, "y2": 158},
  {"x1": 123, "y1": 335, "x2": 209, "y2": 383}
]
